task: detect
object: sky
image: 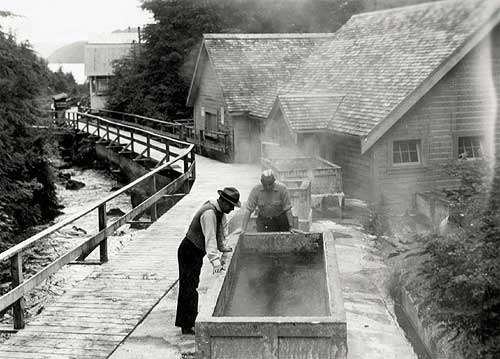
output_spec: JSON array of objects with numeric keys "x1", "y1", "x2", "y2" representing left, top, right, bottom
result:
[{"x1": 0, "y1": 0, "x2": 153, "y2": 58}]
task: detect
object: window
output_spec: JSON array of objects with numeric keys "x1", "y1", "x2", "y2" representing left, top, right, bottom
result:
[
  {"x1": 92, "y1": 76, "x2": 109, "y2": 95},
  {"x1": 458, "y1": 136, "x2": 482, "y2": 159},
  {"x1": 205, "y1": 112, "x2": 217, "y2": 132},
  {"x1": 392, "y1": 139, "x2": 420, "y2": 165}
]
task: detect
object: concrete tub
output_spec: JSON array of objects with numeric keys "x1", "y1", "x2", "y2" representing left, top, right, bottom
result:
[{"x1": 196, "y1": 232, "x2": 347, "y2": 359}]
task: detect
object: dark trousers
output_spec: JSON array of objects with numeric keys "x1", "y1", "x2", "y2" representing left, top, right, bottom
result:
[
  {"x1": 256, "y1": 212, "x2": 290, "y2": 232},
  {"x1": 175, "y1": 237, "x2": 205, "y2": 329}
]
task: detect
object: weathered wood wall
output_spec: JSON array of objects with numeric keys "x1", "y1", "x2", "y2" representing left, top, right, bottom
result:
[
  {"x1": 84, "y1": 44, "x2": 135, "y2": 76},
  {"x1": 314, "y1": 133, "x2": 372, "y2": 200},
  {"x1": 193, "y1": 51, "x2": 226, "y2": 135},
  {"x1": 369, "y1": 24, "x2": 500, "y2": 210}
]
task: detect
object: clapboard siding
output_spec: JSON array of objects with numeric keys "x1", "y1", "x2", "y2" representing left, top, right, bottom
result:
[
  {"x1": 318, "y1": 133, "x2": 372, "y2": 199},
  {"x1": 84, "y1": 44, "x2": 135, "y2": 76},
  {"x1": 193, "y1": 51, "x2": 226, "y2": 134},
  {"x1": 370, "y1": 24, "x2": 500, "y2": 210}
]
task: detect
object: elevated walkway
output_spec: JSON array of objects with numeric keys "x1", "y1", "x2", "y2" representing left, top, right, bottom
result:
[{"x1": 0, "y1": 156, "x2": 260, "y2": 359}]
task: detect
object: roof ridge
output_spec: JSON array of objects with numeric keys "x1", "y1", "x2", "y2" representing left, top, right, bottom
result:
[
  {"x1": 351, "y1": 0, "x2": 476, "y2": 18},
  {"x1": 279, "y1": 93, "x2": 343, "y2": 98},
  {"x1": 203, "y1": 33, "x2": 336, "y2": 39}
]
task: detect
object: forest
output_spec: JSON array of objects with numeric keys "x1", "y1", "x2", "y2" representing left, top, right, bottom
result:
[
  {"x1": 0, "y1": 21, "x2": 85, "y2": 251},
  {"x1": 106, "y1": 0, "x2": 366, "y2": 118}
]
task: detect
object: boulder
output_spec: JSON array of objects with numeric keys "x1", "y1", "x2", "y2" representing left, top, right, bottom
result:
[
  {"x1": 107, "y1": 208, "x2": 126, "y2": 217},
  {"x1": 65, "y1": 179, "x2": 85, "y2": 190}
]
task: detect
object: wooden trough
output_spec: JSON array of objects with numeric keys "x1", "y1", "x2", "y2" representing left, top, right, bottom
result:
[{"x1": 196, "y1": 232, "x2": 347, "y2": 359}]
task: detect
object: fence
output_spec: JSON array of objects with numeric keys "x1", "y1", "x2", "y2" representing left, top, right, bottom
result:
[{"x1": 0, "y1": 111, "x2": 195, "y2": 330}]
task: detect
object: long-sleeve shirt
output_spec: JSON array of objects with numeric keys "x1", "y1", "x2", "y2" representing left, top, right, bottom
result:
[
  {"x1": 199, "y1": 200, "x2": 228, "y2": 266},
  {"x1": 246, "y1": 181, "x2": 292, "y2": 218}
]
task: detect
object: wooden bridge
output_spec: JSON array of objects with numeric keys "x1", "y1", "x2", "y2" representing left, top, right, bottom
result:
[
  {"x1": 0, "y1": 111, "x2": 260, "y2": 358},
  {"x1": 0, "y1": 110, "x2": 422, "y2": 359}
]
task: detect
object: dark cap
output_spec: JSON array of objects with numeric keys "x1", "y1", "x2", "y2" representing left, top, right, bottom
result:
[{"x1": 217, "y1": 187, "x2": 241, "y2": 207}]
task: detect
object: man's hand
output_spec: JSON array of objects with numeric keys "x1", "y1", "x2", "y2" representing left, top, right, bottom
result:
[
  {"x1": 213, "y1": 263, "x2": 224, "y2": 274},
  {"x1": 221, "y1": 246, "x2": 233, "y2": 253}
]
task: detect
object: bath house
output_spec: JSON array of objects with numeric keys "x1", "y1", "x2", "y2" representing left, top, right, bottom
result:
[{"x1": 189, "y1": 0, "x2": 500, "y2": 214}]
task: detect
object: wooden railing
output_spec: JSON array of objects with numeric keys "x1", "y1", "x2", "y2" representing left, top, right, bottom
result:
[
  {"x1": 97, "y1": 109, "x2": 188, "y2": 141},
  {"x1": 0, "y1": 111, "x2": 196, "y2": 330},
  {"x1": 96, "y1": 109, "x2": 233, "y2": 161}
]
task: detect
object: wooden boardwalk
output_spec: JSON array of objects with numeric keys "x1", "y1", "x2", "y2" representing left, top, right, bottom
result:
[{"x1": 0, "y1": 155, "x2": 260, "y2": 359}]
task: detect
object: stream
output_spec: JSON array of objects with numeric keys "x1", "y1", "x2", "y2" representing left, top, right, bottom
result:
[{"x1": 0, "y1": 166, "x2": 139, "y2": 335}]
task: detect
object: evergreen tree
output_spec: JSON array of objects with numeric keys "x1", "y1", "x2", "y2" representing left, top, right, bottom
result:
[
  {"x1": 106, "y1": 0, "x2": 365, "y2": 118},
  {"x1": 0, "y1": 28, "x2": 59, "y2": 250}
]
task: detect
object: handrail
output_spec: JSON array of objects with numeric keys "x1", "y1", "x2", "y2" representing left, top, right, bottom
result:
[
  {"x1": 66, "y1": 111, "x2": 189, "y2": 148},
  {"x1": 94, "y1": 108, "x2": 233, "y2": 159},
  {"x1": 0, "y1": 111, "x2": 196, "y2": 330},
  {"x1": 98, "y1": 108, "x2": 181, "y2": 127}
]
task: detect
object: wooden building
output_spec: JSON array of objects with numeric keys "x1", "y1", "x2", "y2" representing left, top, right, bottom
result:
[
  {"x1": 186, "y1": 34, "x2": 335, "y2": 163},
  {"x1": 84, "y1": 30, "x2": 140, "y2": 110},
  {"x1": 264, "y1": 0, "x2": 500, "y2": 211}
]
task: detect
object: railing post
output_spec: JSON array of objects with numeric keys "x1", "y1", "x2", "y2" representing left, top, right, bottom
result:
[
  {"x1": 146, "y1": 135, "x2": 151, "y2": 158},
  {"x1": 11, "y1": 253, "x2": 25, "y2": 329},
  {"x1": 183, "y1": 155, "x2": 190, "y2": 193},
  {"x1": 165, "y1": 142, "x2": 170, "y2": 162},
  {"x1": 151, "y1": 175, "x2": 158, "y2": 222},
  {"x1": 106, "y1": 123, "x2": 110, "y2": 141},
  {"x1": 97, "y1": 118, "x2": 101, "y2": 138},
  {"x1": 191, "y1": 149, "x2": 196, "y2": 182},
  {"x1": 98, "y1": 204, "x2": 108, "y2": 263},
  {"x1": 130, "y1": 131, "x2": 135, "y2": 153},
  {"x1": 117, "y1": 127, "x2": 120, "y2": 144}
]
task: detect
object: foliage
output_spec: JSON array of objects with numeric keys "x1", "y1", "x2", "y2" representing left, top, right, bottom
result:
[
  {"x1": 362, "y1": 204, "x2": 391, "y2": 238},
  {"x1": 106, "y1": 0, "x2": 365, "y2": 118},
  {"x1": 0, "y1": 30, "x2": 60, "y2": 251},
  {"x1": 422, "y1": 157, "x2": 500, "y2": 358},
  {"x1": 46, "y1": 66, "x2": 87, "y2": 98}
]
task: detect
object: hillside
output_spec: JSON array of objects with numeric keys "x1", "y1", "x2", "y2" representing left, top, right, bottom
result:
[{"x1": 48, "y1": 41, "x2": 86, "y2": 63}]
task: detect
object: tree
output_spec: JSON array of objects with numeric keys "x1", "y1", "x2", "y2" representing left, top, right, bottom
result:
[
  {"x1": 423, "y1": 157, "x2": 500, "y2": 358},
  {"x1": 0, "y1": 28, "x2": 59, "y2": 250},
  {"x1": 106, "y1": 0, "x2": 365, "y2": 118}
]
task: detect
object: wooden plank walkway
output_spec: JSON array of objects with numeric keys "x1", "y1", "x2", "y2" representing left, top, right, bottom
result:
[{"x1": 0, "y1": 155, "x2": 260, "y2": 359}]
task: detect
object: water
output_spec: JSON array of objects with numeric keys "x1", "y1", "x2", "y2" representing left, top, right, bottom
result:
[{"x1": 223, "y1": 252, "x2": 328, "y2": 317}]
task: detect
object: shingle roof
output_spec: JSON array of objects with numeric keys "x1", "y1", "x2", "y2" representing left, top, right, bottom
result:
[
  {"x1": 281, "y1": 0, "x2": 500, "y2": 137},
  {"x1": 276, "y1": 94, "x2": 345, "y2": 131},
  {"x1": 198, "y1": 34, "x2": 335, "y2": 118}
]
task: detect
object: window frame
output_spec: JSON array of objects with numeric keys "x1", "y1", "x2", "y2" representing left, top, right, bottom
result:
[
  {"x1": 455, "y1": 134, "x2": 483, "y2": 160},
  {"x1": 391, "y1": 138, "x2": 422, "y2": 167},
  {"x1": 204, "y1": 110, "x2": 218, "y2": 133}
]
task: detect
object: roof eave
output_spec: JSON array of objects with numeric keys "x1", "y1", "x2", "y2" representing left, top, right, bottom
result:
[
  {"x1": 361, "y1": 7, "x2": 500, "y2": 154},
  {"x1": 186, "y1": 40, "x2": 206, "y2": 107}
]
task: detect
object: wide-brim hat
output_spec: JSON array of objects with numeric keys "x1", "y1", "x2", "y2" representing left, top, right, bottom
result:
[{"x1": 217, "y1": 187, "x2": 241, "y2": 207}]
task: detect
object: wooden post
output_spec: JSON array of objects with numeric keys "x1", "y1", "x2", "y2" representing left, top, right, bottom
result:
[
  {"x1": 183, "y1": 156, "x2": 190, "y2": 193},
  {"x1": 98, "y1": 204, "x2": 108, "y2": 263},
  {"x1": 106, "y1": 123, "x2": 110, "y2": 141},
  {"x1": 97, "y1": 118, "x2": 101, "y2": 138},
  {"x1": 146, "y1": 135, "x2": 151, "y2": 158},
  {"x1": 165, "y1": 142, "x2": 170, "y2": 162},
  {"x1": 191, "y1": 150, "x2": 196, "y2": 182},
  {"x1": 151, "y1": 175, "x2": 158, "y2": 222},
  {"x1": 11, "y1": 253, "x2": 25, "y2": 329},
  {"x1": 117, "y1": 127, "x2": 120, "y2": 144},
  {"x1": 130, "y1": 131, "x2": 135, "y2": 153}
]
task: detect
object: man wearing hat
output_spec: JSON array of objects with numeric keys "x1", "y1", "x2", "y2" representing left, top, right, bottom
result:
[
  {"x1": 175, "y1": 187, "x2": 240, "y2": 335},
  {"x1": 240, "y1": 169, "x2": 293, "y2": 232}
]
